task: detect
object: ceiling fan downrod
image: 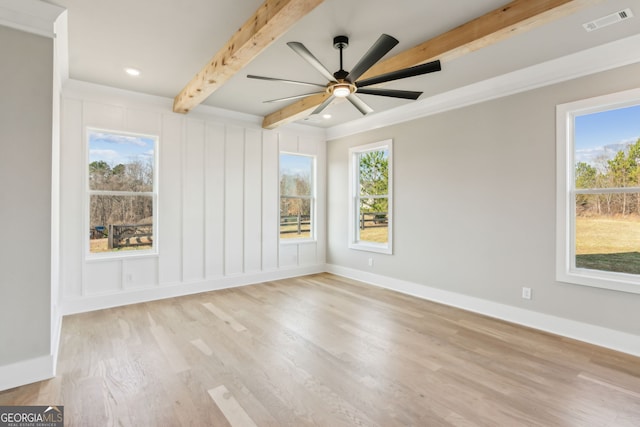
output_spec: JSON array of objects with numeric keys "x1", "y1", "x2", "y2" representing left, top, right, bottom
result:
[{"x1": 333, "y1": 35, "x2": 349, "y2": 81}]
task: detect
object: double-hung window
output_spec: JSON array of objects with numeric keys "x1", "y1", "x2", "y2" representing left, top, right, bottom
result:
[
  {"x1": 280, "y1": 153, "x2": 315, "y2": 241},
  {"x1": 349, "y1": 139, "x2": 393, "y2": 254},
  {"x1": 556, "y1": 88, "x2": 640, "y2": 293},
  {"x1": 87, "y1": 129, "x2": 157, "y2": 255}
]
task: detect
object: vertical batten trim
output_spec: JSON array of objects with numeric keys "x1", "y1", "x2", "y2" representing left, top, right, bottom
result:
[
  {"x1": 259, "y1": 131, "x2": 264, "y2": 271},
  {"x1": 203, "y1": 120, "x2": 209, "y2": 279},
  {"x1": 221, "y1": 124, "x2": 227, "y2": 277},
  {"x1": 179, "y1": 118, "x2": 186, "y2": 283},
  {"x1": 79, "y1": 100, "x2": 86, "y2": 297},
  {"x1": 242, "y1": 128, "x2": 247, "y2": 274}
]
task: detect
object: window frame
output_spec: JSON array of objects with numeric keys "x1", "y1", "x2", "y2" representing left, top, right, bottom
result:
[
  {"x1": 556, "y1": 88, "x2": 640, "y2": 294},
  {"x1": 279, "y1": 152, "x2": 316, "y2": 243},
  {"x1": 349, "y1": 139, "x2": 393, "y2": 254},
  {"x1": 85, "y1": 128, "x2": 159, "y2": 259}
]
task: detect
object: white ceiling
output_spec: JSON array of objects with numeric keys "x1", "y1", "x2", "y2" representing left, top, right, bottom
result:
[{"x1": 46, "y1": 0, "x2": 640, "y2": 128}]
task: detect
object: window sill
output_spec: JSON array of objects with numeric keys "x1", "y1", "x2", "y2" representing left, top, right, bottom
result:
[
  {"x1": 280, "y1": 238, "x2": 316, "y2": 245},
  {"x1": 349, "y1": 241, "x2": 392, "y2": 255},
  {"x1": 557, "y1": 268, "x2": 640, "y2": 295},
  {"x1": 86, "y1": 249, "x2": 158, "y2": 262}
]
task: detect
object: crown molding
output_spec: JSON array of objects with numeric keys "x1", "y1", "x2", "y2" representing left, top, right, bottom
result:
[
  {"x1": 0, "y1": 0, "x2": 65, "y2": 38},
  {"x1": 326, "y1": 33, "x2": 640, "y2": 141}
]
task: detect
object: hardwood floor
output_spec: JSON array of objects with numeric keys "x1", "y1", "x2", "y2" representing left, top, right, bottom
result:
[{"x1": 2, "y1": 273, "x2": 640, "y2": 426}]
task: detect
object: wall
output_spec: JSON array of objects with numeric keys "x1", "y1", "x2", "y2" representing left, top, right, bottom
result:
[
  {"x1": 327, "y1": 62, "x2": 640, "y2": 353},
  {"x1": 0, "y1": 25, "x2": 54, "y2": 385},
  {"x1": 59, "y1": 81, "x2": 326, "y2": 314}
]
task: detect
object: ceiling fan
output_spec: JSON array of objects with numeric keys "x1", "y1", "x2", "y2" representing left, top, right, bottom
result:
[{"x1": 247, "y1": 34, "x2": 441, "y2": 116}]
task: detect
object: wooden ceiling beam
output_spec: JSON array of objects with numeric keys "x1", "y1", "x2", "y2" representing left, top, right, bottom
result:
[
  {"x1": 262, "y1": 0, "x2": 600, "y2": 129},
  {"x1": 173, "y1": 0, "x2": 324, "y2": 114}
]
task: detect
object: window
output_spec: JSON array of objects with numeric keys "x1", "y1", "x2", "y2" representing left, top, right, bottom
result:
[
  {"x1": 349, "y1": 139, "x2": 393, "y2": 254},
  {"x1": 556, "y1": 88, "x2": 640, "y2": 293},
  {"x1": 87, "y1": 129, "x2": 157, "y2": 255},
  {"x1": 280, "y1": 153, "x2": 315, "y2": 241}
]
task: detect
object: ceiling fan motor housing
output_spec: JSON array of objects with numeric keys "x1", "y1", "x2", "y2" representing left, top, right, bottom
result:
[{"x1": 333, "y1": 35, "x2": 349, "y2": 50}]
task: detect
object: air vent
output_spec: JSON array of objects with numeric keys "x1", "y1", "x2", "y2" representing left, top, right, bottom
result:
[{"x1": 583, "y1": 8, "x2": 634, "y2": 32}]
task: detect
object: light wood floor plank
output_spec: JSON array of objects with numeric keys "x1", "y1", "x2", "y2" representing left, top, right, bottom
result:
[
  {"x1": 1, "y1": 273, "x2": 639, "y2": 426},
  {"x1": 208, "y1": 385, "x2": 259, "y2": 427}
]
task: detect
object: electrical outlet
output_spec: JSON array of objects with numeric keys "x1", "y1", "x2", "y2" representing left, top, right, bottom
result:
[
  {"x1": 522, "y1": 287, "x2": 532, "y2": 300},
  {"x1": 368, "y1": 258, "x2": 374, "y2": 267},
  {"x1": 126, "y1": 273, "x2": 133, "y2": 283}
]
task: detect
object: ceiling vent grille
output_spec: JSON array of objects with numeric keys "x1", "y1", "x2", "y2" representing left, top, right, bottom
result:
[{"x1": 583, "y1": 8, "x2": 634, "y2": 32}]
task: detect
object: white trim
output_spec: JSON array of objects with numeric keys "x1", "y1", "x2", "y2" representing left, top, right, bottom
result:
[
  {"x1": 326, "y1": 264, "x2": 640, "y2": 357},
  {"x1": 62, "y1": 80, "x2": 327, "y2": 138},
  {"x1": 556, "y1": 88, "x2": 640, "y2": 294},
  {"x1": 279, "y1": 152, "x2": 317, "y2": 243},
  {"x1": 326, "y1": 33, "x2": 640, "y2": 141},
  {"x1": 61, "y1": 265, "x2": 325, "y2": 315},
  {"x1": 51, "y1": 309, "x2": 63, "y2": 376},
  {"x1": 0, "y1": 354, "x2": 55, "y2": 392},
  {"x1": 348, "y1": 140, "x2": 393, "y2": 254},
  {"x1": 0, "y1": 0, "x2": 64, "y2": 38}
]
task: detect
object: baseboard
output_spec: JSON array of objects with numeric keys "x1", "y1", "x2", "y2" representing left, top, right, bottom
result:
[
  {"x1": 61, "y1": 265, "x2": 325, "y2": 315},
  {"x1": 326, "y1": 264, "x2": 640, "y2": 357},
  {"x1": 0, "y1": 354, "x2": 55, "y2": 392}
]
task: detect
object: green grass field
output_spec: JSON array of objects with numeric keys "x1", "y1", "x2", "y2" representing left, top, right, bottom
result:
[
  {"x1": 575, "y1": 216, "x2": 640, "y2": 274},
  {"x1": 359, "y1": 225, "x2": 388, "y2": 243}
]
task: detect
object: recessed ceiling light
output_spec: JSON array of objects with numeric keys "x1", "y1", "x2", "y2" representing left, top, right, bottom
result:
[
  {"x1": 125, "y1": 67, "x2": 141, "y2": 77},
  {"x1": 323, "y1": 114, "x2": 332, "y2": 119}
]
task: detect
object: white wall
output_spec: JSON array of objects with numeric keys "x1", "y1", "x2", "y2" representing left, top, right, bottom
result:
[
  {"x1": 0, "y1": 25, "x2": 54, "y2": 385},
  {"x1": 60, "y1": 81, "x2": 326, "y2": 314},
  {"x1": 327, "y1": 62, "x2": 640, "y2": 353}
]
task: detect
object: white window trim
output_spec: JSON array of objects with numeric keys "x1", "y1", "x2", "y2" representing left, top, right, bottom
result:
[
  {"x1": 279, "y1": 152, "x2": 316, "y2": 244},
  {"x1": 85, "y1": 128, "x2": 159, "y2": 259},
  {"x1": 349, "y1": 139, "x2": 393, "y2": 254},
  {"x1": 556, "y1": 88, "x2": 640, "y2": 294}
]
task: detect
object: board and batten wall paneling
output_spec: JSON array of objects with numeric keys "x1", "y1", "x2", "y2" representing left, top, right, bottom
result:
[
  {"x1": 158, "y1": 113, "x2": 184, "y2": 284},
  {"x1": 244, "y1": 128, "x2": 263, "y2": 273},
  {"x1": 60, "y1": 98, "x2": 84, "y2": 298},
  {"x1": 182, "y1": 119, "x2": 206, "y2": 282},
  {"x1": 59, "y1": 80, "x2": 326, "y2": 314},
  {"x1": 204, "y1": 122, "x2": 226, "y2": 279},
  {"x1": 262, "y1": 131, "x2": 279, "y2": 271},
  {"x1": 224, "y1": 125, "x2": 246, "y2": 276}
]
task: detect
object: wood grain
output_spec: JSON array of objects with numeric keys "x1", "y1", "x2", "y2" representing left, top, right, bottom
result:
[
  {"x1": 261, "y1": 0, "x2": 602, "y2": 129},
  {"x1": 1, "y1": 273, "x2": 639, "y2": 426},
  {"x1": 173, "y1": 0, "x2": 324, "y2": 114}
]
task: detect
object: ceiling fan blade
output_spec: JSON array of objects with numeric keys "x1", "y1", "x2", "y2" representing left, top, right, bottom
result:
[
  {"x1": 347, "y1": 94, "x2": 374, "y2": 115},
  {"x1": 356, "y1": 88, "x2": 422, "y2": 100},
  {"x1": 311, "y1": 95, "x2": 335, "y2": 115},
  {"x1": 247, "y1": 75, "x2": 326, "y2": 88},
  {"x1": 346, "y1": 34, "x2": 399, "y2": 83},
  {"x1": 356, "y1": 60, "x2": 441, "y2": 88},
  {"x1": 287, "y1": 42, "x2": 336, "y2": 82},
  {"x1": 264, "y1": 92, "x2": 325, "y2": 103}
]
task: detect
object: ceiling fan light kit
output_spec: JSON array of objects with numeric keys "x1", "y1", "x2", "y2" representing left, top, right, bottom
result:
[
  {"x1": 329, "y1": 82, "x2": 354, "y2": 98},
  {"x1": 248, "y1": 33, "x2": 441, "y2": 118}
]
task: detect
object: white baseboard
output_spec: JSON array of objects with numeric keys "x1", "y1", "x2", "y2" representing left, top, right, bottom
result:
[
  {"x1": 61, "y1": 265, "x2": 325, "y2": 315},
  {"x1": 0, "y1": 354, "x2": 55, "y2": 392},
  {"x1": 326, "y1": 264, "x2": 640, "y2": 357}
]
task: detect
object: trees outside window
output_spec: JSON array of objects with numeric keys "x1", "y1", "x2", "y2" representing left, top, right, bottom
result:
[
  {"x1": 280, "y1": 153, "x2": 315, "y2": 240},
  {"x1": 557, "y1": 89, "x2": 640, "y2": 294},
  {"x1": 349, "y1": 140, "x2": 393, "y2": 254},
  {"x1": 87, "y1": 129, "x2": 157, "y2": 255}
]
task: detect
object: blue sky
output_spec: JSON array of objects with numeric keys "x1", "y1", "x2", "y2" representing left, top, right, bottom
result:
[
  {"x1": 89, "y1": 131, "x2": 155, "y2": 165},
  {"x1": 575, "y1": 104, "x2": 640, "y2": 165},
  {"x1": 280, "y1": 153, "x2": 313, "y2": 176}
]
